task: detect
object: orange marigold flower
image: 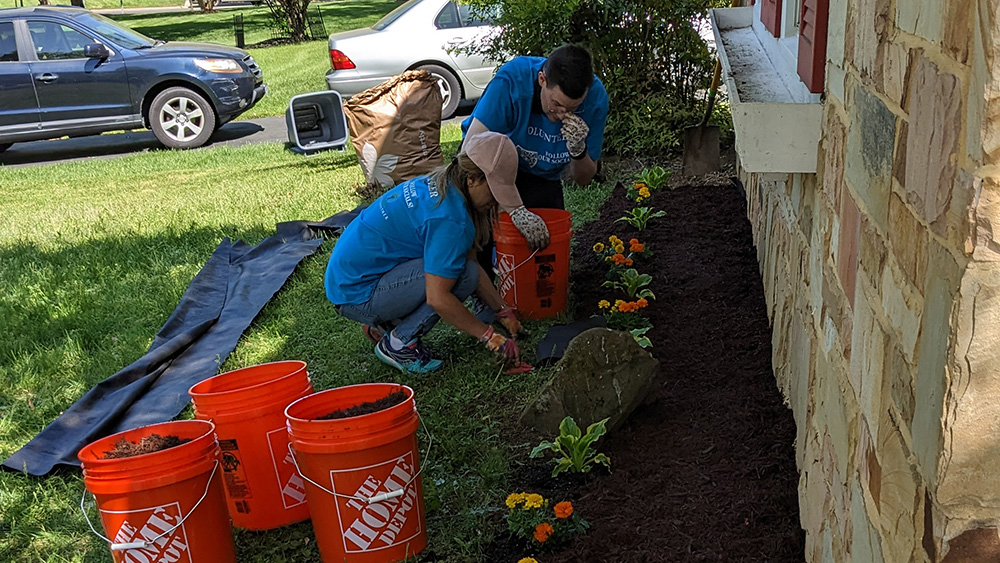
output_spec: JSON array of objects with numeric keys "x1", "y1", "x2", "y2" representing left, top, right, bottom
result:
[
  {"x1": 554, "y1": 501, "x2": 574, "y2": 519},
  {"x1": 629, "y1": 238, "x2": 639, "y2": 245},
  {"x1": 637, "y1": 298, "x2": 649, "y2": 308},
  {"x1": 635, "y1": 182, "x2": 647, "y2": 190},
  {"x1": 534, "y1": 522, "x2": 554, "y2": 543},
  {"x1": 625, "y1": 258, "x2": 634, "y2": 266},
  {"x1": 630, "y1": 242, "x2": 644, "y2": 253},
  {"x1": 613, "y1": 253, "x2": 627, "y2": 265}
]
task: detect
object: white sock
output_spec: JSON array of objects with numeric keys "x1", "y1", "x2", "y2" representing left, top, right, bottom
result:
[{"x1": 389, "y1": 331, "x2": 409, "y2": 350}]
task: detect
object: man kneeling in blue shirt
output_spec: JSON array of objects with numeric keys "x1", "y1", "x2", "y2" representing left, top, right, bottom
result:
[{"x1": 463, "y1": 44, "x2": 609, "y2": 256}]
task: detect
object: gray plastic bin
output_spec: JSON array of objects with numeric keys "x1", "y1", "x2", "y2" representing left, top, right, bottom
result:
[{"x1": 285, "y1": 91, "x2": 349, "y2": 153}]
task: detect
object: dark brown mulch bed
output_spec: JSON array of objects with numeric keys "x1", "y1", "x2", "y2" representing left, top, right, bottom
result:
[
  {"x1": 316, "y1": 389, "x2": 407, "y2": 420},
  {"x1": 102, "y1": 434, "x2": 189, "y2": 459},
  {"x1": 494, "y1": 179, "x2": 804, "y2": 562}
]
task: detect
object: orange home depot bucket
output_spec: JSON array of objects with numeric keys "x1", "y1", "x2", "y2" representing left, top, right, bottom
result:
[
  {"x1": 285, "y1": 383, "x2": 426, "y2": 563},
  {"x1": 495, "y1": 208, "x2": 573, "y2": 319},
  {"x1": 78, "y1": 420, "x2": 236, "y2": 563},
  {"x1": 188, "y1": 360, "x2": 313, "y2": 530}
]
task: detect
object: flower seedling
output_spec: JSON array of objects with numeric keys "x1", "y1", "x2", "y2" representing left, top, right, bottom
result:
[
  {"x1": 630, "y1": 327, "x2": 653, "y2": 348},
  {"x1": 636, "y1": 165, "x2": 671, "y2": 190},
  {"x1": 627, "y1": 182, "x2": 653, "y2": 203},
  {"x1": 505, "y1": 493, "x2": 589, "y2": 551},
  {"x1": 615, "y1": 207, "x2": 667, "y2": 231},
  {"x1": 602, "y1": 268, "x2": 655, "y2": 300},
  {"x1": 530, "y1": 416, "x2": 611, "y2": 477}
]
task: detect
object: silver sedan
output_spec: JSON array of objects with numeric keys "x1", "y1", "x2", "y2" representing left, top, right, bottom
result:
[{"x1": 324, "y1": 0, "x2": 498, "y2": 118}]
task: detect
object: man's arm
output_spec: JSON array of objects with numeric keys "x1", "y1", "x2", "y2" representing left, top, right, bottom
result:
[{"x1": 568, "y1": 153, "x2": 598, "y2": 187}]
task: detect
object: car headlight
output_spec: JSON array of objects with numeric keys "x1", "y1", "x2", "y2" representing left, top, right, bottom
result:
[{"x1": 194, "y1": 58, "x2": 243, "y2": 73}]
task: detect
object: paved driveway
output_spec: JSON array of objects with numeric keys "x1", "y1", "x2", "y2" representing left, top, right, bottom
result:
[{"x1": 1, "y1": 107, "x2": 470, "y2": 169}]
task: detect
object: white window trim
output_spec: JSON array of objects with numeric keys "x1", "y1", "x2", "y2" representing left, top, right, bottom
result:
[{"x1": 751, "y1": 1, "x2": 816, "y2": 103}]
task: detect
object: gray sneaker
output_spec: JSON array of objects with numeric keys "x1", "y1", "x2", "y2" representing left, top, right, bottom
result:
[{"x1": 374, "y1": 337, "x2": 443, "y2": 374}]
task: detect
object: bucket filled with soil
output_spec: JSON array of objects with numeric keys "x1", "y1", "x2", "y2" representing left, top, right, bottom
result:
[
  {"x1": 188, "y1": 360, "x2": 313, "y2": 530},
  {"x1": 284, "y1": 383, "x2": 425, "y2": 563},
  {"x1": 77, "y1": 419, "x2": 236, "y2": 563}
]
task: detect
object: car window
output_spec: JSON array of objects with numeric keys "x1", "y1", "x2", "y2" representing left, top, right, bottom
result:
[
  {"x1": 28, "y1": 21, "x2": 92, "y2": 60},
  {"x1": 458, "y1": 4, "x2": 495, "y2": 27},
  {"x1": 373, "y1": 0, "x2": 421, "y2": 31},
  {"x1": 0, "y1": 22, "x2": 17, "y2": 62},
  {"x1": 435, "y1": 3, "x2": 460, "y2": 30},
  {"x1": 74, "y1": 13, "x2": 154, "y2": 50}
]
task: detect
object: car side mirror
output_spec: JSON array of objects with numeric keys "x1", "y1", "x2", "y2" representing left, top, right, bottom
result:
[{"x1": 84, "y1": 43, "x2": 109, "y2": 59}]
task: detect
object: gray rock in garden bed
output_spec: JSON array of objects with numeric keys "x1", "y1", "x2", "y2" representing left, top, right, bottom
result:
[{"x1": 519, "y1": 328, "x2": 659, "y2": 437}]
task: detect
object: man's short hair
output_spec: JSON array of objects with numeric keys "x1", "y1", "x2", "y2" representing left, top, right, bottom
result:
[{"x1": 542, "y1": 44, "x2": 593, "y2": 100}]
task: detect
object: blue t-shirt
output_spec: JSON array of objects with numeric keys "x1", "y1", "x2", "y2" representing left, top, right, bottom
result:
[
  {"x1": 462, "y1": 56, "x2": 609, "y2": 181},
  {"x1": 324, "y1": 175, "x2": 475, "y2": 305}
]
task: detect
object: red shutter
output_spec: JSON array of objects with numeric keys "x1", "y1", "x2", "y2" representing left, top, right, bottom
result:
[
  {"x1": 760, "y1": 0, "x2": 782, "y2": 37},
  {"x1": 797, "y1": 0, "x2": 829, "y2": 93}
]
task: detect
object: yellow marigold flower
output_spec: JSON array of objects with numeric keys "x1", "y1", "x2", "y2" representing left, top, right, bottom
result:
[
  {"x1": 593, "y1": 242, "x2": 605, "y2": 253},
  {"x1": 523, "y1": 493, "x2": 544, "y2": 509},
  {"x1": 609, "y1": 235, "x2": 621, "y2": 244},
  {"x1": 505, "y1": 492, "x2": 525, "y2": 508},
  {"x1": 518, "y1": 559, "x2": 539, "y2": 563},
  {"x1": 598, "y1": 299, "x2": 610, "y2": 309},
  {"x1": 554, "y1": 501, "x2": 574, "y2": 519},
  {"x1": 639, "y1": 186, "x2": 651, "y2": 197},
  {"x1": 636, "y1": 195, "x2": 644, "y2": 203},
  {"x1": 614, "y1": 244, "x2": 625, "y2": 254},
  {"x1": 604, "y1": 256, "x2": 613, "y2": 262}
]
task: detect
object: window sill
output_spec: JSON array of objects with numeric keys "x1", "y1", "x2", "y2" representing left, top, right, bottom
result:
[{"x1": 710, "y1": 6, "x2": 822, "y2": 174}]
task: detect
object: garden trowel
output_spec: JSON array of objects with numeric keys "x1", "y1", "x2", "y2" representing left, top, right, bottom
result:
[{"x1": 682, "y1": 59, "x2": 722, "y2": 176}]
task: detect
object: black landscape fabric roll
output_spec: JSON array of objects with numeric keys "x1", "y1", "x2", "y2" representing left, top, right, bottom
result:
[{"x1": 3, "y1": 211, "x2": 361, "y2": 476}]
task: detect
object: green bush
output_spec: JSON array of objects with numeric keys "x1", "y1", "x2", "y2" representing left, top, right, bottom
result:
[{"x1": 466, "y1": 0, "x2": 732, "y2": 156}]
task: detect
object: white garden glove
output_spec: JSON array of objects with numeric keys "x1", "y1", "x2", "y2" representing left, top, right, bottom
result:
[
  {"x1": 509, "y1": 206, "x2": 550, "y2": 250},
  {"x1": 561, "y1": 114, "x2": 589, "y2": 159}
]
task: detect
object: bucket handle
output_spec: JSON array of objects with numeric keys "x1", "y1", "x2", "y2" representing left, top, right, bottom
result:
[
  {"x1": 79, "y1": 459, "x2": 220, "y2": 552},
  {"x1": 287, "y1": 413, "x2": 433, "y2": 505},
  {"x1": 493, "y1": 248, "x2": 539, "y2": 278}
]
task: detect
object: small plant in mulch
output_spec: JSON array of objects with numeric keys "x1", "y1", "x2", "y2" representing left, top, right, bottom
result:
[
  {"x1": 634, "y1": 165, "x2": 672, "y2": 191},
  {"x1": 102, "y1": 434, "x2": 189, "y2": 459},
  {"x1": 615, "y1": 206, "x2": 667, "y2": 231},
  {"x1": 316, "y1": 389, "x2": 406, "y2": 420},
  {"x1": 593, "y1": 235, "x2": 652, "y2": 280},
  {"x1": 505, "y1": 493, "x2": 589, "y2": 553},
  {"x1": 530, "y1": 417, "x2": 611, "y2": 477}
]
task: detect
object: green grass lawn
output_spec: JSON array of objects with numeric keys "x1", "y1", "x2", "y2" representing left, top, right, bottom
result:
[
  {"x1": 103, "y1": 0, "x2": 398, "y2": 119},
  {"x1": 0, "y1": 123, "x2": 616, "y2": 562}
]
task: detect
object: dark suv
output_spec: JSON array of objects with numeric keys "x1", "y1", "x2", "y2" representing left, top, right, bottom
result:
[{"x1": 0, "y1": 6, "x2": 267, "y2": 151}]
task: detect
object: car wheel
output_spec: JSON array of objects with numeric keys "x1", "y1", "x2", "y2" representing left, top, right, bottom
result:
[
  {"x1": 0, "y1": 143, "x2": 11, "y2": 153},
  {"x1": 417, "y1": 64, "x2": 461, "y2": 119},
  {"x1": 148, "y1": 87, "x2": 217, "y2": 149}
]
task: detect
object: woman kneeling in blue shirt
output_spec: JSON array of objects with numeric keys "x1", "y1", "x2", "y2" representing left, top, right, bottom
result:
[{"x1": 324, "y1": 132, "x2": 523, "y2": 373}]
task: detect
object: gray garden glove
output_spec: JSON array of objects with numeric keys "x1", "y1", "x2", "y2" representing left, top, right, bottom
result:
[
  {"x1": 509, "y1": 206, "x2": 550, "y2": 250},
  {"x1": 561, "y1": 114, "x2": 589, "y2": 159}
]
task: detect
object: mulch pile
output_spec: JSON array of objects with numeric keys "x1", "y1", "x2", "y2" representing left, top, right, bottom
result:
[
  {"x1": 102, "y1": 434, "x2": 189, "y2": 459},
  {"x1": 498, "y1": 179, "x2": 805, "y2": 561},
  {"x1": 316, "y1": 389, "x2": 408, "y2": 420}
]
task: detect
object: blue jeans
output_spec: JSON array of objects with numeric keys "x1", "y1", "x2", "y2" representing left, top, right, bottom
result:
[{"x1": 337, "y1": 258, "x2": 480, "y2": 343}]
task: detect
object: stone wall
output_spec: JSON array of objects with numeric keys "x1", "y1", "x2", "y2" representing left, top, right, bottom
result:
[{"x1": 739, "y1": 1, "x2": 1000, "y2": 560}]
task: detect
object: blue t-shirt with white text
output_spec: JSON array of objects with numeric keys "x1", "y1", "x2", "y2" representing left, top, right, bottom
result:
[
  {"x1": 462, "y1": 56, "x2": 609, "y2": 181},
  {"x1": 324, "y1": 175, "x2": 475, "y2": 305}
]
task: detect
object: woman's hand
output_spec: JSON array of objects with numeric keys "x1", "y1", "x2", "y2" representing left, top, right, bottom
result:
[
  {"x1": 496, "y1": 306, "x2": 522, "y2": 336},
  {"x1": 481, "y1": 326, "x2": 521, "y2": 363}
]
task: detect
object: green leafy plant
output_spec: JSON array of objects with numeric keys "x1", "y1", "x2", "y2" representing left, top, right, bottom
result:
[
  {"x1": 530, "y1": 416, "x2": 611, "y2": 477},
  {"x1": 636, "y1": 166, "x2": 672, "y2": 190},
  {"x1": 630, "y1": 327, "x2": 653, "y2": 348},
  {"x1": 505, "y1": 493, "x2": 589, "y2": 550},
  {"x1": 615, "y1": 207, "x2": 667, "y2": 231},
  {"x1": 602, "y1": 268, "x2": 655, "y2": 300}
]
